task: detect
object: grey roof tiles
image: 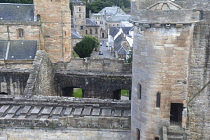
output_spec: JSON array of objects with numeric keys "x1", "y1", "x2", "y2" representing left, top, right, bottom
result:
[
  {"x1": 0, "y1": 3, "x2": 34, "y2": 21},
  {"x1": 0, "y1": 40, "x2": 37, "y2": 60}
]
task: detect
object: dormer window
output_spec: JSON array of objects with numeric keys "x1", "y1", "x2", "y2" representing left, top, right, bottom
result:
[{"x1": 18, "y1": 28, "x2": 24, "y2": 38}]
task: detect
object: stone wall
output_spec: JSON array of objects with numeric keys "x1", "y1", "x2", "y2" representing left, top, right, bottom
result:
[
  {"x1": 24, "y1": 50, "x2": 55, "y2": 96},
  {"x1": 0, "y1": 72, "x2": 29, "y2": 95},
  {"x1": 34, "y1": 0, "x2": 72, "y2": 62},
  {"x1": 0, "y1": 128, "x2": 130, "y2": 140},
  {"x1": 55, "y1": 72, "x2": 131, "y2": 98},
  {"x1": 0, "y1": 60, "x2": 33, "y2": 95},
  {"x1": 131, "y1": 23, "x2": 195, "y2": 139},
  {"x1": 0, "y1": 95, "x2": 131, "y2": 140},
  {"x1": 55, "y1": 58, "x2": 132, "y2": 73},
  {"x1": 187, "y1": 22, "x2": 210, "y2": 139},
  {"x1": 0, "y1": 21, "x2": 41, "y2": 48}
]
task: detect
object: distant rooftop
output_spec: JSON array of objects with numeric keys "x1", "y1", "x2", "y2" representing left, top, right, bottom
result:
[
  {"x1": 0, "y1": 3, "x2": 34, "y2": 21},
  {"x1": 0, "y1": 40, "x2": 37, "y2": 60},
  {"x1": 86, "y1": 18, "x2": 98, "y2": 26},
  {"x1": 71, "y1": 28, "x2": 83, "y2": 39},
  {"x1": 107, "y1": 14, "x2": 131, "y2": 23},
  {"x1": 98, "y1": 6, "x2": 126, "y2": 15}
]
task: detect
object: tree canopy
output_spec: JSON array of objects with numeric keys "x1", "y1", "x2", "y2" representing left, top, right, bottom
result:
[
  {"x1": 0, "y1": 0, "x2": 32, "y2": 3},
  {"x1": 81, "y1": 0, "x2": 130, "y2": 18},
  {"x1": 74, "y1": 36, "x2": 99, "y2": 58}
]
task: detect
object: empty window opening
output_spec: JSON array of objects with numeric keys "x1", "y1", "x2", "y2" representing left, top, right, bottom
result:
[
  {"x1": 86, "y1": 30, "x2": 88, "y2": 34},
  {"x1": 155, "y1": 137, "x2": 159, "y2": 140},
  {"x1": 80, "y1": 26, "x2": 83, "y2": 30},
  {"x1": 0, "y1": 92, "x2": 8, "y2": 95},
  {"x1": 156, "y1": 92, "x2": 161, "y2": 107},
  {"x1": 90, "y1": 29, "x2": 92, "y2": 34},
  {"x1": 102, "y1": 33, "x2": 104, "y2": 38},
  {"x1": 138, "y1": 84, "x2": 141, "y2": 99},
  {"x1": 79, "y1": 7, "x2": 81, "y2": 11},
  {"x1": 37, "y1": 14, "x2": 41, "y2": 21},
  {"x1": 18, "y1": 28, "x2": 24, "y2": 38},
  {"x1": 170, "y1": 103, "x2": 183, "y2": 125},
  {"x1": 62, "y1": 87, "x2": 84, "y2": 98},
  {"x1": 136, "y1": 128, "x2": 140, "y2": 140}
]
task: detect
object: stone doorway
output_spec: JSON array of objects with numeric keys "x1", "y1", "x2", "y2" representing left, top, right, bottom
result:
[
  {"x1": 113, "y1": 89, "x2": 131, "y2": 100},
  {"x1": 62, "y1": 87, "x2": 84, "y2": 98},
  {"x1": 170, "y1": 103, "x2": 183, "y2": 125}
]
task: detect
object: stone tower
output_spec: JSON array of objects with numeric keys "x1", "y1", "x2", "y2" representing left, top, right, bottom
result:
[
  {"x1": 33, "y1": 0, "x2": 72, "y2": 62},
  {"x1": 73, "y1": 2, "x2": 86, "y2": 36},
  {"x1": 130, "y1": 0, "x2": 210, "y2": 139}
]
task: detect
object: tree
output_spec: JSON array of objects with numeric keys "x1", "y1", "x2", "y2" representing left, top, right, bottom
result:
[{"x1": 74, "y1": 36, "x2": 99, "y2": 58}]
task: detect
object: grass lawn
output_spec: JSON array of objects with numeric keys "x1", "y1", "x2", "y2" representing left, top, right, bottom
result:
[
  {"x1": 121, "y1": 90, "x2": 129, "y2": 97},
  {"x1": 73, "y1": 88, "x2": 82, "y2": 98}
]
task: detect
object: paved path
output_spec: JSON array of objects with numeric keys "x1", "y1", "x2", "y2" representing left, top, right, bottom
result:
[{"x1": 91, "y1": 39, "x2": 115, "y2": 59}]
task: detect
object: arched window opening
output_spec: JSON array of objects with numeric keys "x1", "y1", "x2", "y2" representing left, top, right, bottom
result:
[
  {"x1": 37, "y1": 14, "x2": 41, "y2": 21},
  {"x1": 136, "y1": 128, "x2": 140, "y2": 140},
  {"x1": 18, "y1": 28, "x2": 24, "y2": 38},
  {"x1": 79, "y1": 7, "x2": 81, "y2": 12},
  {"x1": 138, "y1": 83, "x2": 141, "y2": 99},
  {"x1": 62, "y1": 87, "x2": 84, "y2": 98},
  {"x1": 156, "y1": 92, "x2": 161, "y2": 107}
]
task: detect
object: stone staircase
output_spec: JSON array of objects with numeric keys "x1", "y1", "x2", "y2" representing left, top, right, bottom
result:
[{"x1": 167, "y1": 125, "x2": 186, "y2": 140}]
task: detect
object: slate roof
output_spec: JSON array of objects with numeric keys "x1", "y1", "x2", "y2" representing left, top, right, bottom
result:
[
  {"x1": 109, "y1": 26, "x2": 133, "y2": 38},
  {"x1": 86, "y1": 18, "x2": 98, "y2": 26},
  {"x1": 71, "y1": 18, "x2": 74, "y2": 26},
  {"x1": 0, "y1": 3, "x2": 34, "y2": 21},
  {"x1": 109, "y1": 27, "x2": 120, "y2": 37},
  {"x1": 114, "y1": 33, "x2": 124, "y2": 52},
  {"x1": 121, "y1": 27, "x2": 133, "y2": 35},
  {"x1": 0, "y1": 40, "x2": 37, "y2": 60},
  {"x1": 107, "y1": 14, "x2": 131, "y2": 23},
  {"x1": 71, "y1": 28, "x2": 83, "y2": 39},
  {"x1": 98, "y1": 6, "x2": 126, "y2": 16}
]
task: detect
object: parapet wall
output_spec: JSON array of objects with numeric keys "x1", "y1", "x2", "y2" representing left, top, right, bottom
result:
[{"x1": 55, "y1": 58, "x2": 132, "y2": 74}]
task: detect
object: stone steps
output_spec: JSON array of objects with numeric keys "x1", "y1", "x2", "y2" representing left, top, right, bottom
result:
[
  {"x1": 168, "y1": 135, "x2": 183, "y2": 140},
  {"x1": 167, "y1": 125, "x2": 185, "y2": 140}
]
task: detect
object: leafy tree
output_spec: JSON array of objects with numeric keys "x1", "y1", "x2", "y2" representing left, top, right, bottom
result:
[
  {"x1": 0, "y1": 0, "x2": 32, "y2": 3},
  {"x1": 89, "y1": 0, "x2": 112, "y2": 13},
  {"x1": 74, "y1": 36, "x2": 99, "y2": 58}
]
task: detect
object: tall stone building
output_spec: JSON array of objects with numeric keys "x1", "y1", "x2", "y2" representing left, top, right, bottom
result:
[
  {"x1": 0, "y1": 0, "x2": 72, "y2": 63},
  {"x1": 131, "y1": 0, "x2": 210, "y2": 139},
  {"x1": 72, "y1": 1, "x2": 100, "y2": 41},
  {"x1": 34, "y1": 0, "x2": 72, "y2": 62}
]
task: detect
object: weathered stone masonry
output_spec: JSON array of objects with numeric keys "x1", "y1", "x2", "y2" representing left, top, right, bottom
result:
[{"x1": 131, "y1": 0, "x2": 210, "y2": 139}]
